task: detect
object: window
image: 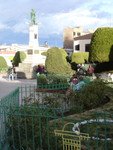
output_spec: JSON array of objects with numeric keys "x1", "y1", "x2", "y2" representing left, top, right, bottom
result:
[
  {"x1": 77, "y1": 32, "x2": 81, "y2": 36},
  {"x1": 75, "y1": 44, "x2": 80, "y2": 51},
  {"x1": 73, "y1": 32, "x2": 76, "y2": 36},
  {"x1": 27, "y1": 49, "x2": 33, "y2": 55},
  {"x1": 85, "y1": 44, "x2": 90, "y2": 52},
  {"x1": 34, "y1": 34, "x2": 37, "y2": 39}
]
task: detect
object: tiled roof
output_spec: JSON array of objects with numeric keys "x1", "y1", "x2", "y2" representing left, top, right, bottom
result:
[
  {"x1": 0, "y1": 51, "x2": 16, "y2": 54},
  {"x1": 74, "y1": 33, "x2": 93, "y2": 40}
]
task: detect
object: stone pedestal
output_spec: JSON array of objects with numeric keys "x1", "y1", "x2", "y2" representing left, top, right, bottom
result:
[
  {"x1": 16, "y1": 52, "x2": 34, "y2": 79},
  {"x1": 16, "y1": 63, "x2": 34, "y2": 79}
]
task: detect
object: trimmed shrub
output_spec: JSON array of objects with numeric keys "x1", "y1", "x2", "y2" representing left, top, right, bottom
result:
[
  {"x1": 0, "y1": 56, "x2": 8, "y2": 68},
  {"x1": 68, "y1": 79, "x2": 111, "y2": 111},
  {"x1": 45, "y1": 47, "x2": 73, "y2": 75},
  {"x1": 89, "y1": 27, "x2": 113, "y2": 62},
  {"x1": 47, "y1": 73, "x2": 70, "y2": 84},
  {"x1": 71, "y1": 52, "x2": 89, "y2": 64},
  {"x1": 37, "y1": 73, "x2": 70, "y2": 85},
  {"x1": 94, "y1": 62, "x2": 113, "y2": 73},
  {"x1": 13, "y1": 51, "x2": 26, "y2": 66},
  {"x1": 41, "y1": 51, "x2": 47, "y2": 56},
  {"x1": 37, "y1": 74, "x2": 48, "y2": 84}
]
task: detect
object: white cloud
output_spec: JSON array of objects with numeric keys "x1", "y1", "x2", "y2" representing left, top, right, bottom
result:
[
  {"x1": 0, "y1": 23, "x2": 9, "y2": 30},
  {"x1": 12, "y1": 20, "x2": 28, "y2": 34},
  {"x1": 39, "y1": 8, "x2": 112, "y2": 36},
  {"x1": 0, "y1": 0, "x2": 113, "y2": 43}
]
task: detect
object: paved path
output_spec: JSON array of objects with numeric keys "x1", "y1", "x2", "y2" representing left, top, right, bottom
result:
[{"x1": 0, "y1": 76, "x2": 37, "y2": 98}]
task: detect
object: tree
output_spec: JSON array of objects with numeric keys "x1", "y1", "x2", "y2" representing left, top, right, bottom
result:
[
  {"x1": 45, "y1": 47, "x2": 73, "y2": 75},
  {"x1": 13, "y1": 51, "x2": 26, "y2": 66},
  {"x1": 89, "y1": 27, "x2": 113, "y2": 62}
]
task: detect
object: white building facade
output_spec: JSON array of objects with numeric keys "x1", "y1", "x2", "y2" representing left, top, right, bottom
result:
[{"x1": 73, "y1": 33, "x2": 93, "y2": 52}]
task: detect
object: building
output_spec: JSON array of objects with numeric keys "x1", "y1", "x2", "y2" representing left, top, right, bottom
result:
[
  {"x1": 63, "y1": 27, "x2": 87, "y2": 53},
  {"x1": 73, "y1": 33, "x2": 93, "y2": 52},
  {"x1": 63, "y1": 26, "x2": 94, "y2": 54}
]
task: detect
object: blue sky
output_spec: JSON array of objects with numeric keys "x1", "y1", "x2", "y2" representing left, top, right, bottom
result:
[{"x1": 0, "y1": 0, "x2": 113, "y2": 47}]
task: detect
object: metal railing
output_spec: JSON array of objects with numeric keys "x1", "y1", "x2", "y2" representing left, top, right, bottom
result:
[
  {"x1": 0, "y1": 85, "x2": 113, "y2": 149},
  {"x1": 37, "y1": 83, "x2": 69, "y2": 90},
  {"x1": 0, "y1": 88, "x2": 19, "y2": 149}
]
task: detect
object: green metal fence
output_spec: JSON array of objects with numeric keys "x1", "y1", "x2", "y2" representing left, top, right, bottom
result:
[
  {"x1": 63, "y1": 111, "x2": 113, "y2": 150},
  {"x1": 19, "y1": 85, "x2": 74, "y2": 112},
  {"x1": 0, "y1": 88, "x2": 19, "y2": 107},
  {"x1": 37, "y1": 83, "x2": 69, "y2": 90},
  {"x1": 0, "y1": 86, "x2": 113, "y2": 149},
  {"x1": 0, "y1": 88, "x2": 19, "y2": 150}
]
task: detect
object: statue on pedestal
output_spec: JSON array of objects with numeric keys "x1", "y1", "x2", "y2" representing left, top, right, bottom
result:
[{"x1": 30, "y1": 9, "x2": 37, "y2": 25}]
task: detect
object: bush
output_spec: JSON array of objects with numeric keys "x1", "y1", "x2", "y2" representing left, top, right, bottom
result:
[
  {"x1": 41, "y1": 51, "x2": 47, "y2": 56},
  {"x1": 37, "y1": 74, "x2": 48, "y2": 84},
  {"x1": 0, "y1": 56, "x2": 8, "y2": 68},
  {"x1": 13, "y1": 51, "x2": 26, "y2": 66},
  {"x1": 71, "y1": 52, "x2": 89, "y2": 64},
  {"x1": 94, "y1": 62, "x2": 113, "y2": 73},
  {"x1": 37, "y1": 73, "x2": 70, "y2": 85},
  {"x1": 47, "y1": 73, "x2": 70, "y2": 84},
  {"x1": 7, "y1": 105, "x2": 62, "y2": 150},
  {"x1": 45, "y1": 47, "x2": 73, "y2": 75},
  {"x1": 89, "y1": 27, "x2": 113, "y2": 62},
  {"x1": 68, "y1": 79, "x2": 111, "y2": 111}
]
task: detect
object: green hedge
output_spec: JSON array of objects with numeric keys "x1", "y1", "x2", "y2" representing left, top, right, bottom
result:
[
  {"x1": 13, "y1": 51, "x2": 26, "y2": 66},
  {"x1": 71, "y1": 52, "x2": 89, "y2": 64},
  {"x1": 47, "y1": 73, "x2": 70, "y2": 84},
  {"x1": 45, "y1": 47, "x2": 73, "y2": 75},
  {"x1": 41, "y1": 51, "x2": 47, "y2": 56},
  {"x1": 95, "y1": 62, "x2": 113, "y2": 73},
  {"x1": 37, "y1": 73, "x2": 70, "y2": 85},
  {"x1": 89, "y1": 27, "x2": 113, "y2": 62},
  {"x1": 0, "y1": 56, "x2": 8, "y2": 69},
  {"x1": 37, "y1": 74, "x2": 48, "y2": 84}
]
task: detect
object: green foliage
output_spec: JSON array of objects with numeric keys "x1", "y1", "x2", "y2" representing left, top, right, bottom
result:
[
  {"x1": 37, "y1": 74, "x2": 48, "y2": 84},
  {"x1": 45, "y1": 47, "x2": 73, "y2": 75},
  {"x1": 68, "y1": 79, "x2": 111, "y2": 111},
  {"x1": 42, "y1": 94, "x2": 64, "y2": 108},
  {"x1": 7, "y1": 105, "x2": 62, "y2": 149},
  {"x1": 41, "y1": 51, "x2": 47, "y2": 56},
  {"x1": 8, "y1": 56, "x2": 14, "y2": 61},
  {"x1": 47, "y1": 73, "x2": 70, "y2": 84},
  {"x1": 37, "y1": 73, "x2": 70, "y2": 84},
  {"x1": 89, "y1": 27, "x2": 113, "y2": 62},
  {"x1": 13, "y1": 51, "x2": 26, "y2": 66},
  {"x1": 0, "y1": 56, "x2": 8, "y2": 68},
  {"x1": 95, "y1": 62, "x2": 113, "y2": 73},
  {"x1": 71, "y1": 52, "x2": 89, "y2": 64}
]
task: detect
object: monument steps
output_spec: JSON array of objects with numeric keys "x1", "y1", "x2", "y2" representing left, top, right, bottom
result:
[{"x1": 16, "y1": 56, "x2": 34, "y2": 79}]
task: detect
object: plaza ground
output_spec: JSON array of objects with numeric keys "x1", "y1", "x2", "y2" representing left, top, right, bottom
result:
[{"x1": 0, "y1": 75, "x2": 36, "y2": 98}]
